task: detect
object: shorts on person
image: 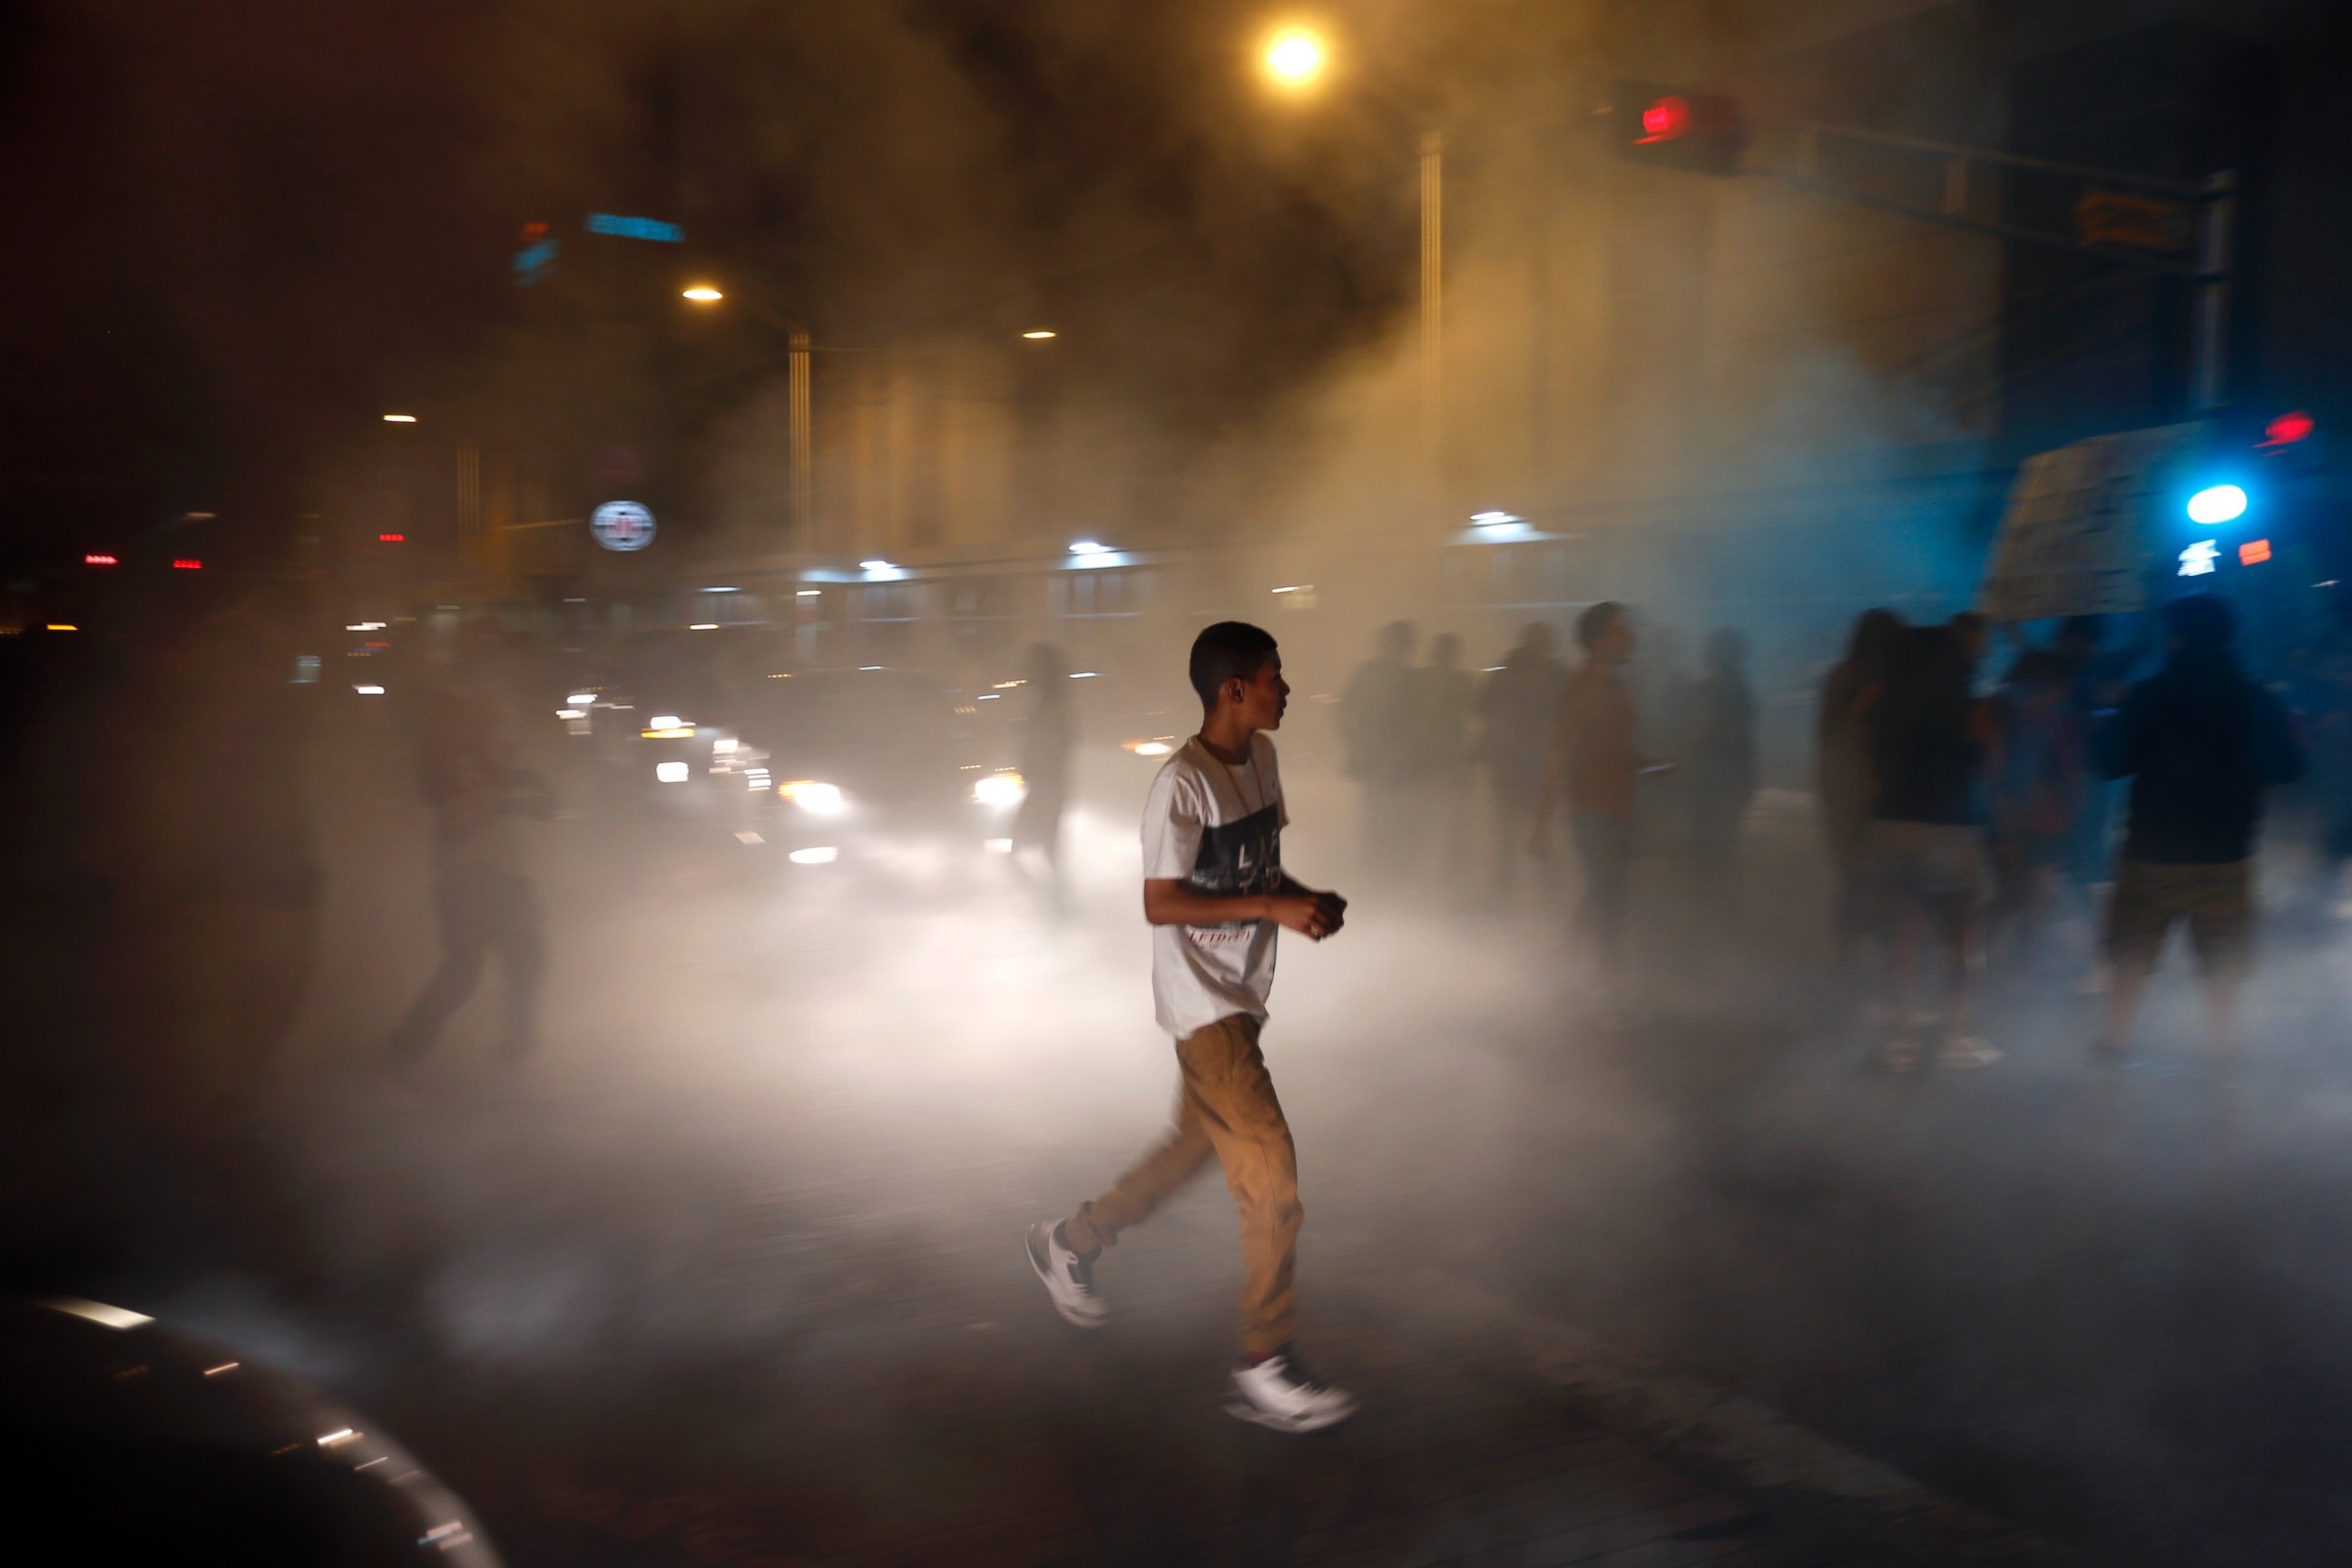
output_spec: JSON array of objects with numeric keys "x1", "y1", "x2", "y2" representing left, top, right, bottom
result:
[
  {"x1": 2104, "y1": 857, "x2": 2251, "y2": 978},
  {"x1": 1867, "y1": 819, "x2": 1989, "y2": 904}
]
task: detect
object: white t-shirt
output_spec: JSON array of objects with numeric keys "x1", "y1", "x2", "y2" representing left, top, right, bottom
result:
[{"x1": 1142, "y1": 734, "x2": 1289, "y2": 1038}]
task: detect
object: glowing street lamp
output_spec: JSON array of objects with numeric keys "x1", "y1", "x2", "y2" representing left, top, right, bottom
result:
[
  {"x1": 1262, "y1": 27, "x2": 1327, "y2": 88},
  {"x1": 682, "y1": 284, "x2": 725, "y2": 303}
]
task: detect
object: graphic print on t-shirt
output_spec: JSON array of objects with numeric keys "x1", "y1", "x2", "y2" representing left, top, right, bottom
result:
[{"x1": 1191, "y1": 803, "x2": 1282, "y2": 905}]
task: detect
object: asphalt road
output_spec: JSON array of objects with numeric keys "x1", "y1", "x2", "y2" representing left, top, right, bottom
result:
[{"x1": 15, "y1": 715, "x2": 2352, "y2": 1564}]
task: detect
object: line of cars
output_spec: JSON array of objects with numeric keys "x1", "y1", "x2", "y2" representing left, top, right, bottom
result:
[{"x1": 555, "y1": 654, "x2": 1035, "y2": 869}]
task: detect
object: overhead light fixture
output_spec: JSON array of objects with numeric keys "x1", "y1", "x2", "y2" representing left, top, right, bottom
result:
[
  {"x1": 1070, "y1": 540, "x2": 1106, "y2": 554},
  {"x1": 681, "y1": 284, "x2": 724, "y2": 302},
  {"x1": 1022, "y1": 329, "x2": 1057, "y2": 340},
  {"x1": 382, "y1": 413, "x2": 417, "y2": 424},
  {"x1": 859, "y1": 559, "x2": 893, "y2": 572},
  {"x1": 1470, "y1": 510, "x2": 1521, "y2": 527}
]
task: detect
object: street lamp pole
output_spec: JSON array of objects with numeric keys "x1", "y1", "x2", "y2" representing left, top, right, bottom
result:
[
  {"x1": 688, "y1": 286, "x2": 819, "y2": 552},
  {"x1": 789, "y1": 327, "x2": 814, "y2": 550},
  {"x1": 1419, "y1": 130, "x2": 1444, "y2": 538}
]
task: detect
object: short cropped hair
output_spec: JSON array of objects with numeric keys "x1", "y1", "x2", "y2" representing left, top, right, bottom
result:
[
  {"x1": 2165, "y1": 593, "x2": 2235, "y2": 652},
  {"x1": 1189, "y1": 621, "x2": 1279, "y2": 707},
  {"x1": 1577, "y1": 601, "x2": 1625, "y2": 652}
]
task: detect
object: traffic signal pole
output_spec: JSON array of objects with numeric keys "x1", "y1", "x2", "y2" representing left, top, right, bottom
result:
[
  {"x1": 1759, "y1": 118, "x2": 2236, "y2": 412},
  {"x1": 2191, "y1": 170, "x2": 2236, "y2": 413}
]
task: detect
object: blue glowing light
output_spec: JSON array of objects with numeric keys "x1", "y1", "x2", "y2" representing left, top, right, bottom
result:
[
  {"x1": 513, "y1": 237, "x2": 558, "y2": 286},
  {"x1": 586, "y1": 213, "x2": 683, "y2": 243},
  {"x1": 2186, "y1": 484, "x2": 2249, "y2": 525}
]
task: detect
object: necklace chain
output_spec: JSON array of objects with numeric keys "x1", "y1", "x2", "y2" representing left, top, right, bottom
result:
[{"x1": 1208, "y1": 738, "x2": 1259, "y2": 817}]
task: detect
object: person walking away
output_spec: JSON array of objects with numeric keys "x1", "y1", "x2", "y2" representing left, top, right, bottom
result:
[
  {"x1": 1818, "y1": 610, "x2": 1905, "y2": 972},
  {"x1": 382, "y1": 625, "x2": 555, "y2": 1078},
  {"x1": 1477, "y1": 623, "x2": 1567, "y2": 900},
  {"x1": 1532, "y1": 603, "x2": 1661, "y2": 1001},
  {"x1": 1339, "y1": 621, "x2": 1420, "y2": 886},
  {"x1": 1026, "y1": 622, "x2": 1357, "y2": 1432},
  {"x1": 1686, "y1": 629, "x2": 1758, "y2": 900},
  {"x1": 2092, "y1": 594, "x2": 2306, "y2": 1061},
  {"x1": 1866, "y1": 621, "x2": 1999, "y2": 1070},
  {"x1": 1408, "y1": 632, "x2": 1477, "y2": 893},
  {"x1": 2054, "y1": 614, "x2": 2149, "y2": 981},
  {"x1": 1989, "y1": 649, "x2": 2085, "y2": 975},
  {"x1": 1010, "y1": 641, "x2": 1074, "y2": 912}
]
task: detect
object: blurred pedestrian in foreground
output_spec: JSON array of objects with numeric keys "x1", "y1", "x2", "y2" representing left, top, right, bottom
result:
[
  {"x1": 382, "y1": 624, "x2": 554, "y2": 1079},
  {"x1": 1867, "y1": 619, "x2": 1999, "y2": 1070},
  {"x1": 1010, "y1": 641, "x2": 1073, "y2": 912},
  {"x1": 1685, "y1": 628, "x2": 1758, "y2": 898},
  {"x1": 1818, "y1": 610, "x2": 1906, "y2": 968},
  {"x1": 1477, "y1": 622, "x2": 1567, "y2": 899},
  {"x1": 2093, "y1": 594, "x2": 2306, "y2": 1062},
  {"x1": 1408, "y1": 631, "x2": 1477, "y2": 889},
  {"x1": 1989, "y1": 648, "x2": 2086, "y2": 974},
  {"x1": 1339, "y1": 621, "x2": 1419, "y2": 884},
  {"x1": 1027, "y1": 621, "x2": 1357, "y2": 1433},
  {"x1": 1533, "y1": 603, "x2": 1663, "y2": 1002}
]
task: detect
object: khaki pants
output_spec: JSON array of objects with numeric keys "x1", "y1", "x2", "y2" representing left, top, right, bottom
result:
[{"x1": 1064, "y1": 1014, "x2": 1301, "y2": 1358}]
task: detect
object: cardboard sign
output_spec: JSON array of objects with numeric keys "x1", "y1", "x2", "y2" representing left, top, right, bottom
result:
[{"x1": 1977, "y1": 423, "x2": 2204, "y2": 622}]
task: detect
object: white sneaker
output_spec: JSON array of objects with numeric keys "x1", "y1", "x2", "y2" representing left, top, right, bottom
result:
[
  {"x1": 1226, "y1": 1345, "x2": 1357, "y2": 1433},
  {"x1": 1940, "y1": 1034, "x2": 2003, "y2": 1069},
  {"x1": 1024, "y1": 1220, "x2": 1107, "y2": 1328}
]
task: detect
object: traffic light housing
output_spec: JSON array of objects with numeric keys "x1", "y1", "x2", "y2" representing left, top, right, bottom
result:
[{"x1": 1608, "y1": 80, "x2": 1749, "y2": 175}]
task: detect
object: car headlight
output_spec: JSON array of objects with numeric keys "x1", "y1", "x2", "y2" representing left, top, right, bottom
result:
[
  {"x1": 779, "y1": 779, "x2": 847, "y2": 815},
  {"x1": 974, "y1": 771, "x2": 1027, "y2": 808}
]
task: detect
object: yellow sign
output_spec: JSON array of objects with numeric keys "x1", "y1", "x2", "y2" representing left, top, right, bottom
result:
[{"x1": 2074, "y1": 191, "x2": 2188, "y2": 252}]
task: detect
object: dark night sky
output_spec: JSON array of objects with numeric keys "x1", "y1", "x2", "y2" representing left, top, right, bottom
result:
[
  {"x1": 0, "y1": 0, "x2": 1526, "y2": 559},
  {"x1": 8, "y1": 0, "x2": 2347, "y2": 565}
]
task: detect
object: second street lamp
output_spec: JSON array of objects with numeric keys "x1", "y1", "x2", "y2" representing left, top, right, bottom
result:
[{"x1": 685, "y1": 284, "x2": 813, "y2": 549}]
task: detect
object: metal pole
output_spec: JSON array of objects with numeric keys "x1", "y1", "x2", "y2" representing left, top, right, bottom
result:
[
  {"x1": 2190, "y1": 170, "x2": 2235, "y2": 413},
  {"x1": 1419, "y1": 129, "x2": 1444, "y2": 543},
  {"x1": 789, "y1": 328, "x2": 814, "y2": 548},
  {"x1": 456, "y1": 442, "x2": 482, "y2": 576}
]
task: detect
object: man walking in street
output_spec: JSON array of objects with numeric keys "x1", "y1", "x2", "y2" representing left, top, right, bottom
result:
[
  {"x1": 1339, "y1": 620, "x2": 1419, "y2": 886},
  {"x1": 1027, "y1": 622, "x2": 1357, "y2": 1432},
  {"x1": 1531, "y1": 603, "x2": 1659, "y2": 985},
  {"x1": 382, "y1": 622, "x2": 554, "y2": 1079},
  {"x1": 1478, "y1": 622, "x2": 1568, "y2": 900},
  {"x1": 1866, "y1": 618, "x2": 2000, "y2": 1071},
  {"x1": 2094, "y1": 594, "x2": 2306, "y2": 1061}
]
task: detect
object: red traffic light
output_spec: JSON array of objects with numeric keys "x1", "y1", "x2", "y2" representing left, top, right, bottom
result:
[
  {"x1": 1611, "y1": 81, "x2": 1747, "y2": 175},
  {"x1": 378, "y1": 533, "x2": 406, "y2": 544},
  {"x1": 1639, "y1": 95, "x2": 1691, "y2": 143},
  {"x1": 172, "y1": 558, "x2": 202, "y2": 570},
  {"x1": 2260, "y1": 410, "x2": 2315, "y2": 448},
  {"x1": 83, "y1": 553, "x2": 119, "y2": 566}
]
